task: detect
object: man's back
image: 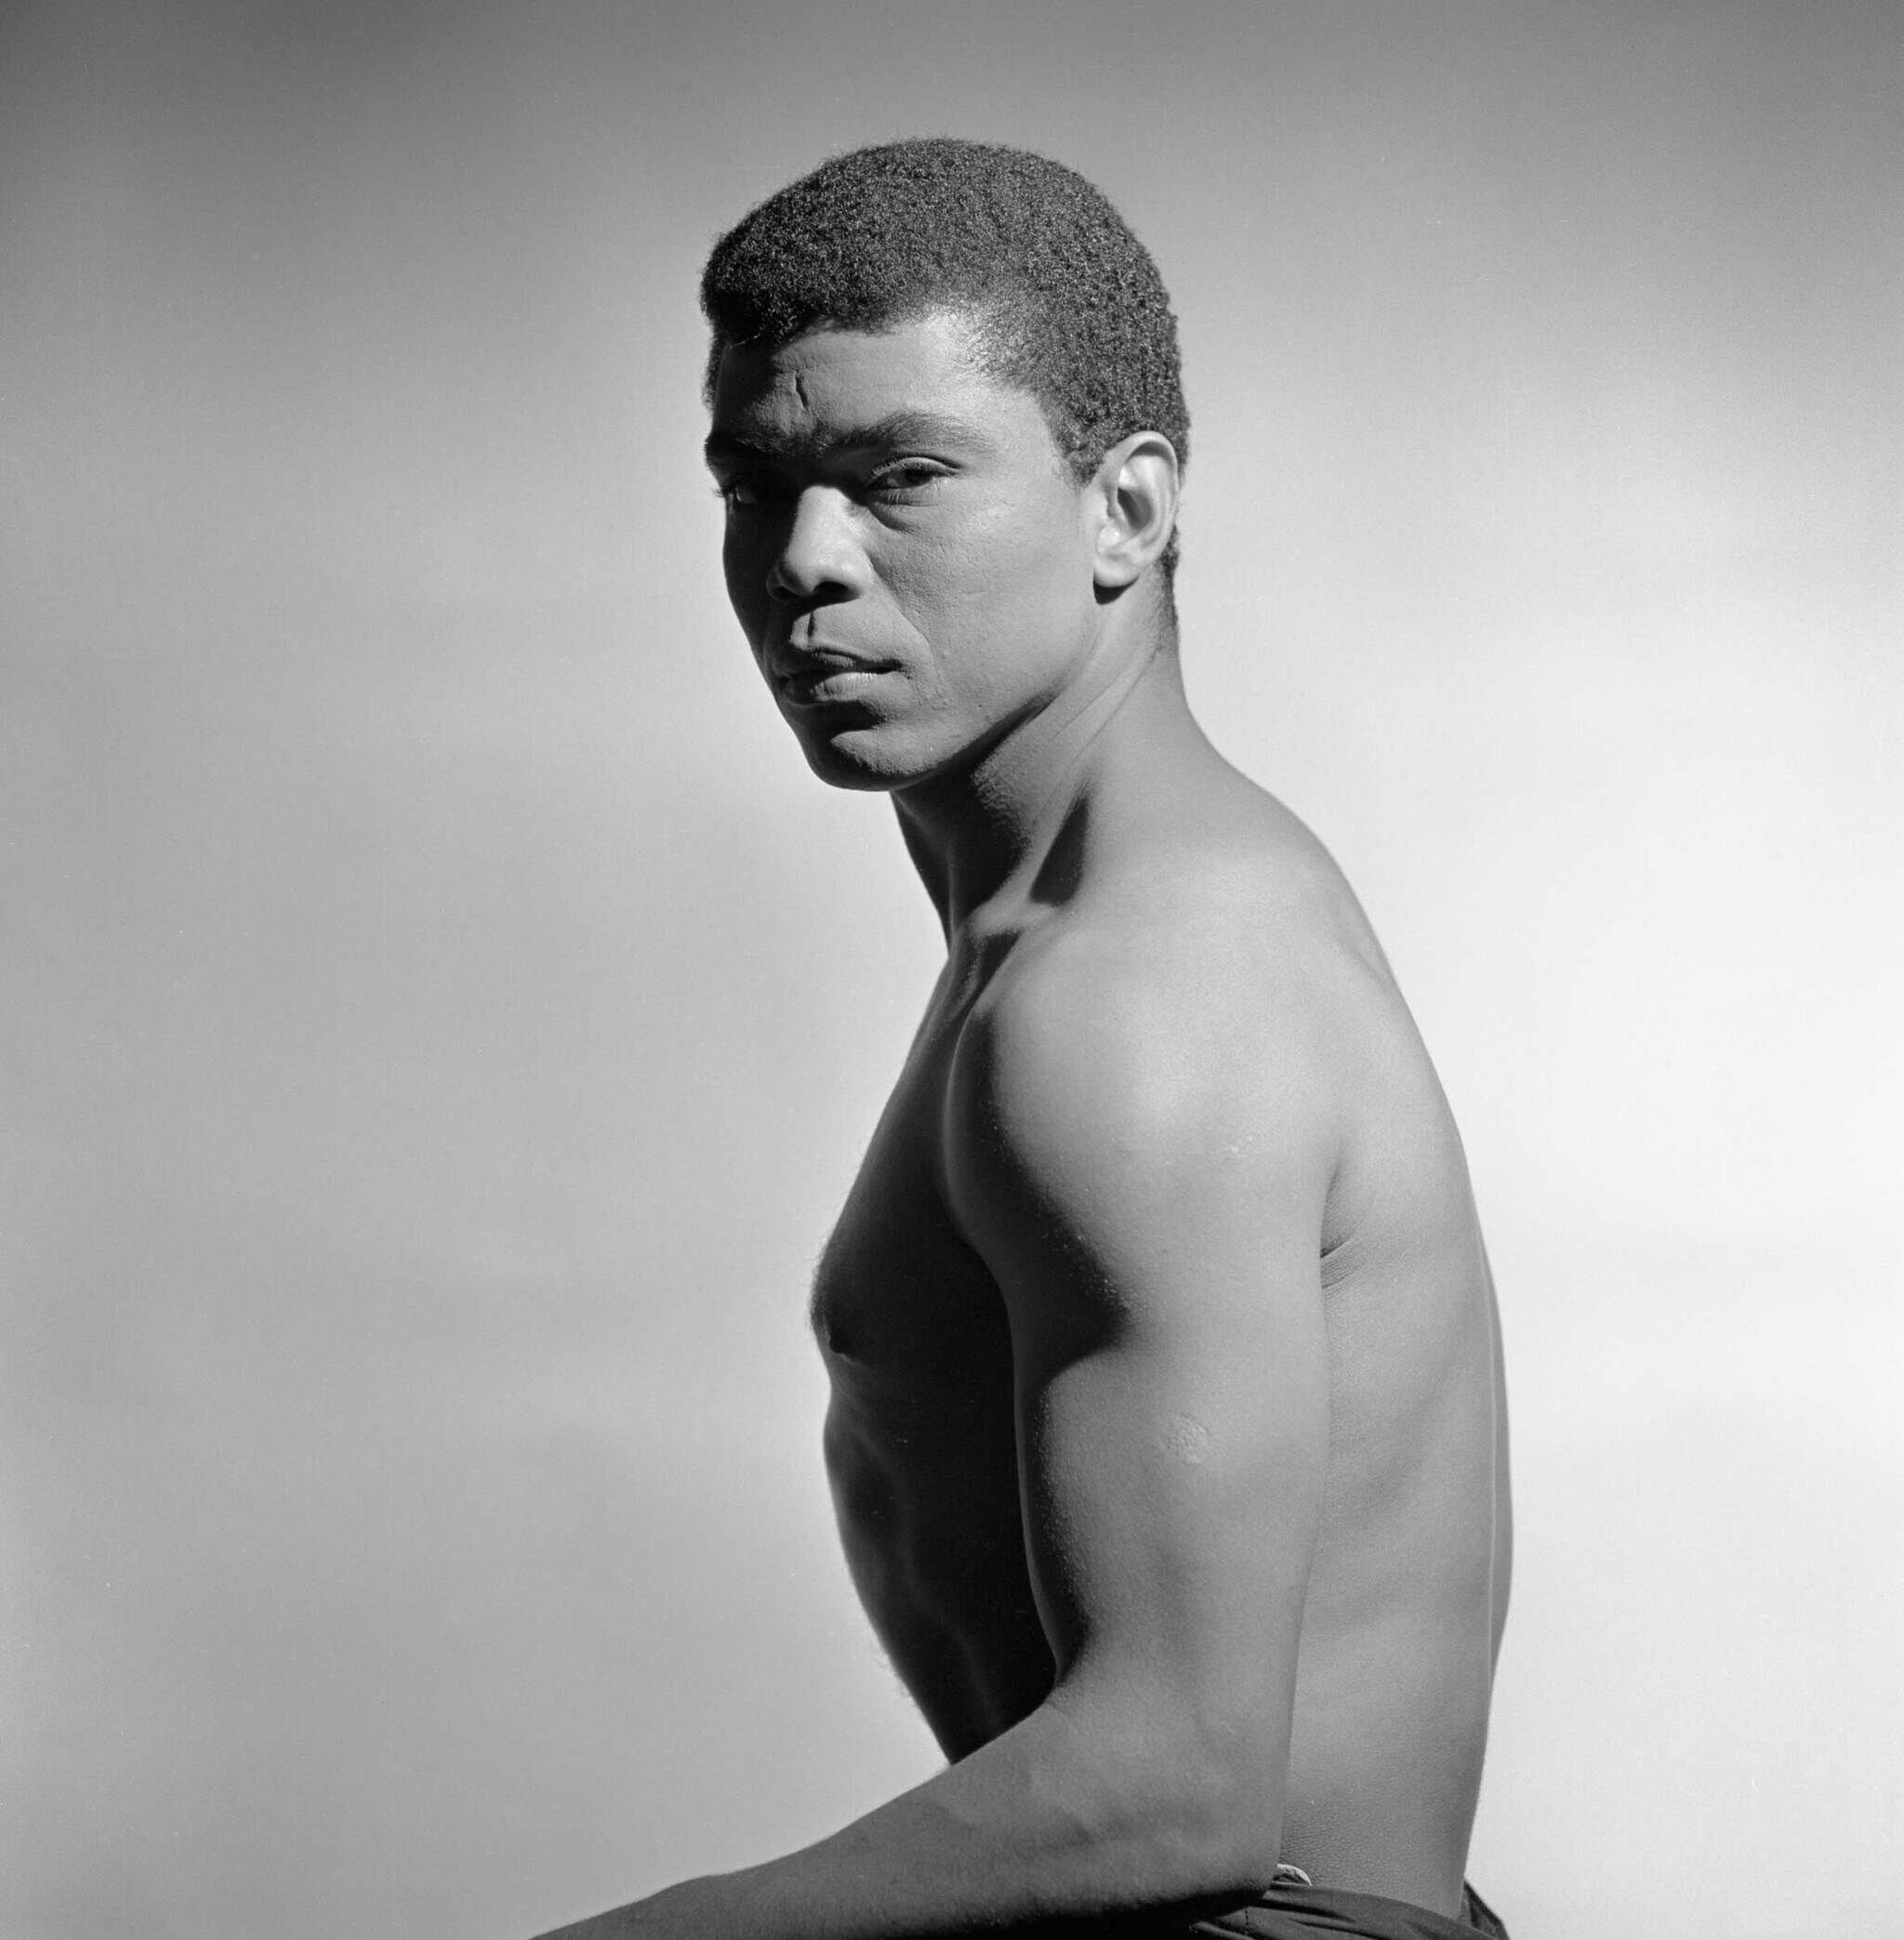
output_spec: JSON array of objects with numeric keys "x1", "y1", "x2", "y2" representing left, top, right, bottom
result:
[{"x1": 816, "y1": 728, "x2": 1510, "y2": 1920}]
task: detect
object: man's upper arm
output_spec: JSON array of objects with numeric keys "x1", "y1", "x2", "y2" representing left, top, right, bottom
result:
[{"x1": 944, "y1": 933, "x2": 1340, "y2": 1801}]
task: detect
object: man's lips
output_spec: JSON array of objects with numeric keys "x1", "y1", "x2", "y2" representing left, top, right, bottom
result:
[{"x1": 770, "y1": 649, "x2": 900, "y2": 706}]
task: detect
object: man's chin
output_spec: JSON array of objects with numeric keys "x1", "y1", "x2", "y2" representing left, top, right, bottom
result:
[{"x1": 792, "y1": 722, "x2": 936, "y2": 794}]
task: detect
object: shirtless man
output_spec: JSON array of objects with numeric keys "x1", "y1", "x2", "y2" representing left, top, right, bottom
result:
[{"x1": 536, "y1": 139, "x2": 1511, "y2": 1940}]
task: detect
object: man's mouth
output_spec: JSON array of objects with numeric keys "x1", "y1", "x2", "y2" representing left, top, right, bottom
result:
[
  {"x1": 778, "y1": 664, "x2": 892, "y2": 707},
  {"x1": 772, "y1": 649, "x2": 899, "y2": 707}
]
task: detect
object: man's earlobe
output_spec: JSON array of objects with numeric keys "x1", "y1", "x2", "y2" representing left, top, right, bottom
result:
[{"x1": 1092, "y1": 432, "x2": 1181, "y2": 591}]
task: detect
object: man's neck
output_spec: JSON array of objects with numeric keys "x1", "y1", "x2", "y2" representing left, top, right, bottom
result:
[{"x1": 892, "y1": 642, "x2": 1204, "y2": 942}]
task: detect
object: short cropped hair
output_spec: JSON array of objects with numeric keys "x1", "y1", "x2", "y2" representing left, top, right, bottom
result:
[{"x1": 700, "y1": 138, "x2": 1188, "y2": 580}]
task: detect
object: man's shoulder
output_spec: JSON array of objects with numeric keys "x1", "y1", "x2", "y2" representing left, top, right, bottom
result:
[
  {"x1": 949, "y1": 811, "x2": 1389, "y2": 1194},
  {"x1": 995, "y1": 795, "x2": 1389, "y2": 1052}
]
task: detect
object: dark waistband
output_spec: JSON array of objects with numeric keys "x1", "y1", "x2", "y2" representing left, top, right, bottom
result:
[{"x1": 1189, "y1": 1878, "x2": 1508, "y2": 1939}]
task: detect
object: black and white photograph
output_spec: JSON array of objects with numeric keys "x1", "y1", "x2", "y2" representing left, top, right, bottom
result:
[{"x1": 4, "y1": 5, "x2": 1899, "y2": 1936}]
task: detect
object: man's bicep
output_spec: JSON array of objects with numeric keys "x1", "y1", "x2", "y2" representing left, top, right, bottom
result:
[
  {"x1": 1012, "y1": 1265, "x2": 1329, "y2": 1730},
  {"x1": 946, "y1": 964, "x2": 1336, "y2": 1738}
]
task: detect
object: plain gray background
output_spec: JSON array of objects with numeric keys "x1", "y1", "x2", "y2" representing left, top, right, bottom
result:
[{"x1": 4, "y1": 3, "x2": 1900, "y2": 1934}]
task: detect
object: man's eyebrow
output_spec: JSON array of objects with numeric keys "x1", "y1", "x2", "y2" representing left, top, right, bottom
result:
[
  {"x1": 703, "y1": 410, "x2": 992, "y2": 469},
  {"x1": 702, "y1": 429, "x2": 772, "y2": 469},
  {"x1": 839, "y1": 410, "x2": 992, "y2": 454}
]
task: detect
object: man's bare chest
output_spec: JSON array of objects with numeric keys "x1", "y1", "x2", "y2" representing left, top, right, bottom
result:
[
  {"x1": 808, "y1": 1015, "x2": 1011, "y2": 1407},
  {"x1": 808, "y1": 1017, "x2": 1056, "y2": 1749}
]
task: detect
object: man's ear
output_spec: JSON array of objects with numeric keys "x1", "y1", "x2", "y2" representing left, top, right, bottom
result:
[{"x1": 1090, "y1": 432, "x2": 1181, "y2": 590}]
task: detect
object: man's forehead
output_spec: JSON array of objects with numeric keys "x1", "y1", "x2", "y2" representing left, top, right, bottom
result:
[{"x1": 707, "y1": 310, "x2": 1025, "y2": 448}]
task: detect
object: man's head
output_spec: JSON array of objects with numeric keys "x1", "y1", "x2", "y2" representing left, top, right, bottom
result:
[
  {"x1": 701, "y1": 141, "x2": 1187, "y2": 796},
  {"x1": 700, "y1": 138, "x2": 1188, "y2": 579}
]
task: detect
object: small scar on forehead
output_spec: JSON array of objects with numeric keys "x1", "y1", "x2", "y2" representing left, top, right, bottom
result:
[{"x1": 1160, "y1": 1416, "x2": 1211, "y2": 1464}]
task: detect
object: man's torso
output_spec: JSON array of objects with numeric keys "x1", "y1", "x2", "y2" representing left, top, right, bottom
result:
[{"x1": 812, "y1": 770, "x2": 1510, "y2": 1918}]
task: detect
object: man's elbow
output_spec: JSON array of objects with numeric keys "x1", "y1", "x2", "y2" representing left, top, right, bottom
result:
[
  {"x1": 1077, "y1": 1718, "x2": 1286, "y2": 1907},
  {"x1": 1159, "y1": 1748, "x2": 1285, "y2": 1899}
]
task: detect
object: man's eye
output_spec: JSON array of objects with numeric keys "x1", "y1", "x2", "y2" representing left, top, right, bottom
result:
[{"x1": 866, "y1": 462, "x2": 946, "y2": 498}]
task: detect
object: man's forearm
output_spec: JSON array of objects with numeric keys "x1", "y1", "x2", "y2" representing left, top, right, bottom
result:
[{"x1": 532, "y1": 1694, "x2": 1275, "y2": 1940}]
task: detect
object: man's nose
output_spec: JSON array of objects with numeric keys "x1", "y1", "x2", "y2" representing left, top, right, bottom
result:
[{"x1": 765, "y1": 486, "x2": 863, "y2": 604}]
